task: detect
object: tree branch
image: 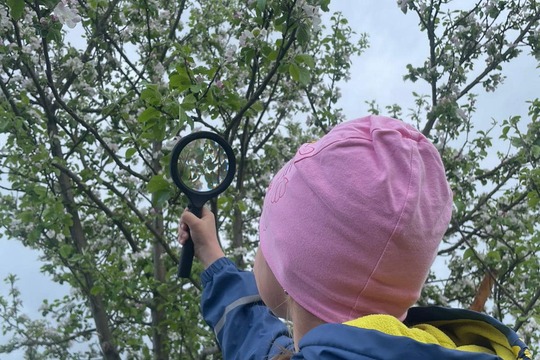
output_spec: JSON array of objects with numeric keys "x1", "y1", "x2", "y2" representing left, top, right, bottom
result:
[{"x1": 51, "y1": 162, "x2": 140, "y2": 252}]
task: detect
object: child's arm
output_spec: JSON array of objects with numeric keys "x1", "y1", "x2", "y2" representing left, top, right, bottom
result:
[
  {"x1": 178, "y1": 208, "x2": 293, "y2": 358},
  {"x1": 201, "y1": 257, "x2": 293, "y2": 359}
]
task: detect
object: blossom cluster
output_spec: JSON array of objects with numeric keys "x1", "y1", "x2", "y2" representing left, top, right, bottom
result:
[
  {"x1": 0, "y1": 6, "x2": 12, "y2": 31},
  {"x1": 299, "y1": 1, "x2": 321, "y2": 31},
  {"x1": 53, "y1": 0, "x2": 81, "y2": 29}
]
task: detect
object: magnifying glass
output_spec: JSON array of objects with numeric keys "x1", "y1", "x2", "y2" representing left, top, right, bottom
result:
[{"x1": 170, "y1": 131, "x2": 236, "y2": 278}]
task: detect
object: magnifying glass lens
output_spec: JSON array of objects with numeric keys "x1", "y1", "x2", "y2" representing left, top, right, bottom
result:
[{"x1": 177, "y1": 138, "x2": 230, "y2": 193}]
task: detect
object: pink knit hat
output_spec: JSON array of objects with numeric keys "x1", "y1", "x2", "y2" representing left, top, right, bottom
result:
[{"x1": 259, "y1": 115, "x2": 453, "y2": 323}]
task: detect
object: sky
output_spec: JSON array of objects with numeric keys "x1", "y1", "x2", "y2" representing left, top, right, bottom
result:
[{"x1": 1, "y1": 1, "x2": 539, "y2": 357}]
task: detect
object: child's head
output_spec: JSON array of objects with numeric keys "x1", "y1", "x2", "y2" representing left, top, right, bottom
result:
[{"x1": 256, "y1": 115, "x2": 453, "y2": 323}]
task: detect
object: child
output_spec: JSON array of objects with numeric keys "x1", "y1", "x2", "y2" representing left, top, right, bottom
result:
[{"x1": 178, "y1": 116, "x2": 531, "y2": 359}]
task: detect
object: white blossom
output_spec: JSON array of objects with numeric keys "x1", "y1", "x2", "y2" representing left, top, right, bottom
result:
[
  {"x1": 521, "y1": 317, "x2": 539, "y2": 338},
  {"x1": 81, "y1": 84, "x2": 96, "y2": 97},
  {"x1": 302, "y1": 4, "x2": 317, "y2": 17},
  {"x1": 480, "y1": 212, "x2": 491, "y2": 222},
  {"x1": 0, "y1": 7, "x2": 12, "y2": 31},
  {"x1": 26, "y1": 37, "x2": 42, "y2": 52},
  {"x1": 224, "y1": 45, "x2": 237, "y2": 63},
  {"x1": 301, "y1": 3, "x2": 321, "y2": 31},
  {"x1": 164, "y1": 136, "x2": 180, "y2": 151},
  {"x1": 21, "y1": 77, "x2": 34, "y2": 90},
  {"x1": 53, "y1": 0, "x2": 81, "y2": 29},
  {"x1": 231, "y1": 246, "x2": 248, "y2": 257},
  {"x1": 153, "y1": 62, "x2": 165, "y2": 79},
  {"x1": 105, "y1": 141, "x2": 119, "y2": 153},
  {"x1": 456, "y1": 108, "x2": 467, "y2": 120},
  {"x1": 434, "y1": 138, "x2": 447, "y2": 150},
  {"x1": 44, "y1": 326, "x2": 59, "y2": 337},
  {"x1": 397, "y1": 0, "x2": 411, "y2": 14},
  {"x1": 64, "y1": 57, "x2": 84, "y2": 72},
  {"x1": 239, "y1": 29, "x2": 254, "y2": 47}
]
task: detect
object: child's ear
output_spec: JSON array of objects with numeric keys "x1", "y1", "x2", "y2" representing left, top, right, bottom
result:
[{"x1": 253, "y1": 248, "x2": 289, "y2": 318}]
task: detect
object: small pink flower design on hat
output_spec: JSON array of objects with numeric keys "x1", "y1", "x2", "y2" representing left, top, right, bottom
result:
[
  {"x1": 271, "y1": 177, "x2": 288, "y2": 203},
  {"x1": 267, "y1": 160, "x2": 294, "y2": 204},
  {"x1": 298, "y1": 143, "x2": 315, "y2": 156}
]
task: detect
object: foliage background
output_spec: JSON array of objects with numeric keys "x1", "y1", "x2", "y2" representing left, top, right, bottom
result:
[{"x1": 0, "y1": 0, "x2": 539, "y2": 358}]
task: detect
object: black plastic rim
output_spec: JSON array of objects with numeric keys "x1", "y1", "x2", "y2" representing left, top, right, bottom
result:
[{"x1": 170, "y1": 131, "x2": 236, "y2": 206}]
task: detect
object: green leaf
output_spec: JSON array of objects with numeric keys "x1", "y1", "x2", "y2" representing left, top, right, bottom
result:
[
  {"x1": 266, "y1": 50, "x2": 278, "y2": 61},
  {"x1": 297, "y1": 66, "x2": 311, "y2": 86},
  {"x1": 7, "y1": 0, "x2": 25, "y2": 20},
  {"x1": 182, "y1": 93, "x2": 197, "y2": 105},
  {"x1": 125, "y1": 148, "x2": 137, "y2": 160},
  {"x1": 41, "y1": 0, "x2": 60, "y2": 7},
  {"x1": 296, "y1": 23, "x2": 310, "y2": 47},
  {"x1": 178, "y1": 105, "x2": 190, "y2": 125},
  {"x1": 320, "y1": 0, "x2": 330, "y2": 11},
  {"x1": 257, "y1": 0, "x2": 266, "y2": 12},
  {"x1": 500, "y1": 126, "x2": 510, "y2": 139},
  {"x1": 510, "y1": 137, "x2": 523, "y2": 148},
  {"x1": 251, "y1": 101, "x2": 264, "y2": 113},
  {"x1": 59, "y1": 244, "x2": 73, "y2": 258},
  {"x1": 527, "y1": 191, "x2": 539, "y2": 208},
  {"x1": 463, "y1": 247, "x2": 475, "y2": 260},
  {"x1": 154, "y1": 189, "x2": 173, "y2": 207},
  {"x1": 274, "y1": 15, "x2": 287, "y2": 28},
  {"x1": 147, "y1": 174, "x2": 169, "y2": 193},
  {"x1": 289, "y1": 63, "x2": 310, "y2": 85},
  {"x1": 487, "y1": 250, "x2": 501, "y2": 262},
  {"x1": 169, "y1": 72, "x2": 192, "y2": 92},
  {"x1": 138, "y1": 107, "x2": 160, "y2": 123},
  {"x1": 20, "y1": 91, "x2": 30, "y2": 105},
  {"x1": 295, "y1": 54, "x2": 315, "y2": 68},
  {"x1": 141, "y1": 86, "x2": 162, "y2": 106},
  {"x1": 242, "y1": 47, "x2": 257, "y2": 64},
  {"x1": 45, "y1": 22, "x2": 63, "y2": 44},
  {"x1": 34, "y1": 186, "x2": 48, "y2": 198},
  {"x1": 90, "y1": 285, "x2": 104, "y2": 296},
  {"x1": 289, "y1": 63, "x2": 300, "y2": 82}
]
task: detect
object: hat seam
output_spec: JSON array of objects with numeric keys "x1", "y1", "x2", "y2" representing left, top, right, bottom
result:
[
  {"x1": 292, "y1": 136, "x2": 372, "y2": 165},
  {"x1": 348, "y1": 140, "x2": 416, "y2": 319}
]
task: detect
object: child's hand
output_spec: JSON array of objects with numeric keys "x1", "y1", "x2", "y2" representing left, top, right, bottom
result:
[{"x1": 178, "y1": 207, "x2": 225, "y2": 269}]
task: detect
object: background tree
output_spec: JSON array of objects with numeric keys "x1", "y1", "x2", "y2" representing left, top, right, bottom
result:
[
  {"x1": 0, "y1": 0, "x2": 539, "y2": 359},
  {"x1": 391, "y1": 0, "x2": 540, "y2": 351}
]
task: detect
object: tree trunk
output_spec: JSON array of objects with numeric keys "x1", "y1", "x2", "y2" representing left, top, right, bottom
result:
[
  {"x1": 151, "y1": 141, "x2": 169, "y2": 360},
  {"x1": 47, "y1": 118, "x2": 121, "y2": 360}
]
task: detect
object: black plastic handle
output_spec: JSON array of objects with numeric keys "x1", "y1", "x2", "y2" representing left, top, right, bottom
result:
[
  {"x1": 178, "y1": 204, "x2": 203, "y2": 278},
  {"x1": 170, "y1": 131, "x2": 236, "y2": 279}
]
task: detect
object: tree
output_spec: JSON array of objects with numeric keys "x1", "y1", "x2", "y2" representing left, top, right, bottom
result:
[
  {"x1": 0, "y1": 0, "x2": 366, "y2": 358},
  {"x1": 391, "y1": 0, "x2": 540, "y2": 351}
]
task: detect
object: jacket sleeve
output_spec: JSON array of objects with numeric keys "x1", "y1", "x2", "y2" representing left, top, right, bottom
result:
[{"x1": 201, "y1": 257, "x2": 294, "y2": 360}]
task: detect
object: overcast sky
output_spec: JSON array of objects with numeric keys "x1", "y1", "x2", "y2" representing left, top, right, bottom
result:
[{"x1": 1, "y1": 1, "x2": 539, "y2": 357}]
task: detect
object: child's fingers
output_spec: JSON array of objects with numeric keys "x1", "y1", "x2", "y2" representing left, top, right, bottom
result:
[
  {"x1": 177, "y1": 215, "x2": 191, "y2": 245},
  {"x1": 178, "y1": 231, "x2": 189, "y2": 245}
]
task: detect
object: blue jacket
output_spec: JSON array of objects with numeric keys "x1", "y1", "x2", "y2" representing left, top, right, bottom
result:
[{"x1": 201, "y1": 258, "x2": 532, "y2": 360}]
